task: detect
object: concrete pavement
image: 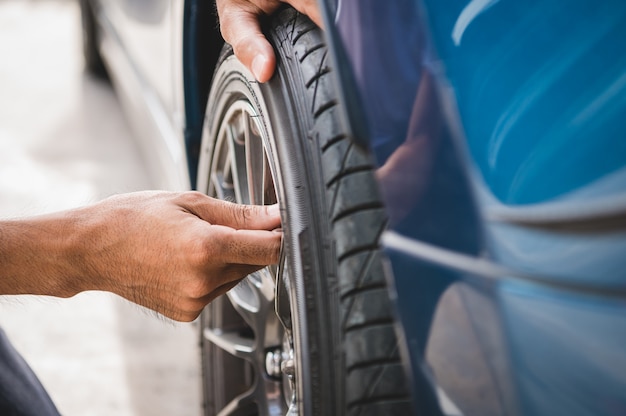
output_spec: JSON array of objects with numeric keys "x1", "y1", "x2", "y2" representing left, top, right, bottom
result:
[{"x1": 0, "y1": 1, "x2": 202, "y2": 415}]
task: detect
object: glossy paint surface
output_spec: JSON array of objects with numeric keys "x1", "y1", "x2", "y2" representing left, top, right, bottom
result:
[
  {"x1": 423, "y1": 0, "x2": 626, "y2": 206},
  {"x1": 92, "y1": 0, "x2": 190, "y2": 190},
  {"x1": 100, "y1": 0, "x2": 176, "y2": 118},
  {"x1": 333, "y1": 0, "x2": 626, "y2": 415}
]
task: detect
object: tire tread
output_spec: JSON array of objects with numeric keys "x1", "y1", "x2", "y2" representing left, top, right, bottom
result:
[{"x1": 272, "y1": 8, "x2": 412, "y2": 414}]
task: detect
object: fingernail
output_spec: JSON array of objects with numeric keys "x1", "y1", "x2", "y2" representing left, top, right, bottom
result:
[
  {"x1": 268, "y1": 204, "x2": 280, "y2": 217},
  {"x1": 252, "y1": 55, "x2": 268, "y2": 82}
]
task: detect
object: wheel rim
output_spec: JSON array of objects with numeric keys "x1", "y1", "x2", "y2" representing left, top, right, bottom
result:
[{"x1": 202, "y1": 94, "x2": 297, "y2": 416}]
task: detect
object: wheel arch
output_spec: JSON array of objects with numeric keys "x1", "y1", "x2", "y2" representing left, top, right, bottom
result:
[{"x1": 182, "y1": 0, "x2": 224, "y2": 189}]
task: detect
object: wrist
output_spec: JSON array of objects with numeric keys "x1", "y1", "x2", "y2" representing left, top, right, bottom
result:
[{"x1": 0, "y1": 209, "x2": 95, "y2": 297}]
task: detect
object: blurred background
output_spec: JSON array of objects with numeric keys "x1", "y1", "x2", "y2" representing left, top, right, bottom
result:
[{"x1": 0, "y1": 0, "x2": 201, "y2": 414}]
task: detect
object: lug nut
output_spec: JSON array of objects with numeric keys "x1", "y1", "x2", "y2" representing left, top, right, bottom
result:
[{"x1": 265, "y1": 349, "x2": 283, "y2": 378}]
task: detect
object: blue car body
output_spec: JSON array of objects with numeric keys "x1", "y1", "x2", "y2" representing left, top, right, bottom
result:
[{"x1": 325, "y1": 0, "x2": 626, "y2": 415}]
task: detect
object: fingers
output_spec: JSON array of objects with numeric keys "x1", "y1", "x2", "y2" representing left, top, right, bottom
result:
[
  {"x1": 217, "y1": 0, "x2": 322, "y2": 82},
  {"x1": 180, "y1": 193, "x2": 281, "y2": 231},
  {"x1": 217, "y1": 0, "x2": 277, "y2": 82},
  {"x1": 223, "y1": 202, "x2": 281, "y2": 231},
  {"x1": 212, "y1": 226, "x2": 282, "y2": 266},
  {"x1": 237, "y1": 32, "x2": 277, "y2": 83},
  {"x1": 137, "y1": 264, "x2": 263, "y2": 322}
]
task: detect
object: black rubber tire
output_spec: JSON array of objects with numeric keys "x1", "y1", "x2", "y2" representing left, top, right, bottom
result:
[
  {"x1": 200, "y1": 8, "x2": 412, "y2": 415},
  {"x1": 78, "y1": 0, "x2": 108, "y2": 78}
]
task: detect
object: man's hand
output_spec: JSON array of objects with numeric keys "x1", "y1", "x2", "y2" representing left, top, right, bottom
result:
[
  {"x1": 0, "y1": 191, "x2": 282, "y2": 322},
  {"x1": 216, "y1": 0, "x2": 321, "y2": 82}
]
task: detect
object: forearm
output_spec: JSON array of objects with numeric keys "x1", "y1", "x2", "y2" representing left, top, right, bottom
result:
[
  {"x1": 0, "y1": 211, "x2": 86, "y2": 298},
  {"x1": 0, "y1": 191, "x2": 281, "y2": 321}
]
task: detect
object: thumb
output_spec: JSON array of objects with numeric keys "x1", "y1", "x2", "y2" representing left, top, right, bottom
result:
[
  {"x1": 219, "y1": 7, "x2": 277, "y2": 82},
  {"x1": 224, "y1": 202, "x2": 282, "y2": 231},
  {"x1": 182, "y1": 194, "x2": 281, "y2": 230}
]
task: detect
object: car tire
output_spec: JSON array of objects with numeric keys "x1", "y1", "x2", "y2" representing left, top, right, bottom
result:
[
  {"x1": 197, "y1": 7, "x2": 412, "y2": 415},
  {"x1": 78, "y1": 0, "x2": 107, "y2": 78}
]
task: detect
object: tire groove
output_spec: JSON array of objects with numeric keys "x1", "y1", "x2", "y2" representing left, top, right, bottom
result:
[
  {"x1": 337, "y1": 216, "x2": 386, "y2": 264},
  {"x1": 349, "y1": 342, "x2": 401, "y2": 416},
  {"x1": 338, "y1": 140, "x2": 354, "y2": 179},
  {"x1": 310, "y1": 50, "x2": 328, "y2": 115},
  {"x1": 340, "y1": 251, "x2": 384, "y2": 332},
  {"x1": 292, "y1": 24, "x2": 317, "y2": 45},
  {"x1": 340, "y1": 282, "x2": 386, "y2": 302},
  {"x1": 328, "y1": 167, "x2": 342, "y2": 226},
  {"x1": 313, "y1": 100, "x2": 337, "y2": 119},
  {"x1": 288, "y1": 12, "x2": 298, "y2": 41},
  {"x1": 338, "y1": 244, "x2": 377, "y2": 265},
  {"x1": 339, "y1": 248, "x2": 375, "y2": 331},
  {"x1": 326, "y1": 140, "x2": 354, "y2": 219},
  {"x1": 347, "y1": 357, "x2": 402, "y2": 374},
  {"x1": 326, "y1": 165, "x2": 374, "y2": 188},
  {"x1": 344, "y1": 318, "x2": 395, "y2": 333},
  {"x1": 305, "y1": 66, "x2": 331, "y2": 88},
  {"x1": 333, "y1": 202, "x2": 385, "y2": 224},
  {"x1": 321, "y1": 134, "x2": 348, "y2": 152},
  {"x1": 299, "y1": 43, "x2": 325, "y2": 63},
  {"x1": 338, "y1": 244, "x2": 375, "y2": 298}
]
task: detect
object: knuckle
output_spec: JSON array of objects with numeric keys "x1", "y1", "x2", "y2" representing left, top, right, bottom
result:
[
  {"x1": 227, "y1": 203, "x2": 253, "y2": 228},
  {"x1": 179, "y1": 191, "x2": 205, "y2": 205},
  {"x1": 238, "y1": 204, "x2": 253, "y2": 227},
  {"x1": 187, "y1": 236, "x2": 209, "y2": 264}
]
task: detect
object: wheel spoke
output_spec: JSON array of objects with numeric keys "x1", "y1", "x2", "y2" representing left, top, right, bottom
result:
[
  {"x1": 228, "y1": 274, "x2": 277, "y2": 344},
  {"x1": 203, "y1": 327, "x2": 254, "y2": 360},
  {"x1": 216, "y1": 388, "x2": 258, "y2": 416},
  {"x1": 275, "y1": 261, "x2": 293, "y2": 339},
  {"x1": 227, "y1": 113, "x2": 249, "y2": 204},
  {"x1": 245, "y1": 113, "x2": 266, "y2": 205},
  {"x1": 211, "y1": 129, "x2": 236, "y2": 201},
  {"x1": 215, "y1": 374, "x2": 286, "y2": 416},
  {"x1": 211, "y1": 171, "x2": 235, "y2": 201},
  {"x1": 211, "y1": 173, "x2": 225, "y2": 200},
  {"x1": 263, "y1": 155, "x2": 276, "y2": 206}
]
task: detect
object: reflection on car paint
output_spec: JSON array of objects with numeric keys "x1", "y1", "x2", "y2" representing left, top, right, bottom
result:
[{"x1": 333, "y1": 0, "x2": 626, "y2": 415}]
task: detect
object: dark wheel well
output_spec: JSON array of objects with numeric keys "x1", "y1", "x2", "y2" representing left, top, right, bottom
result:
[
  {"x1": 182, "y1": 0, "x2": 224, "y2": 189},
  {"x1": 79, "y1": 0, "x2": 109, "y2": 79}
]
